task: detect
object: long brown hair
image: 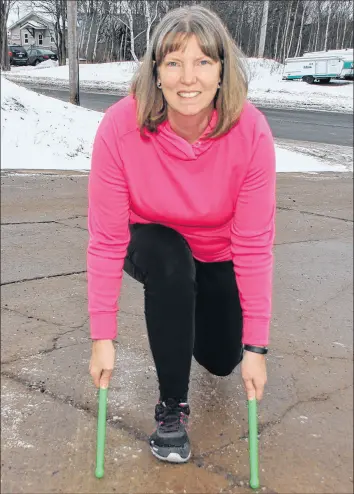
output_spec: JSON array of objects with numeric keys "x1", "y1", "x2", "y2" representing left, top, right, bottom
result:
[{"x1": 130, "y1": 5, "x2": 248, "y2": 139}]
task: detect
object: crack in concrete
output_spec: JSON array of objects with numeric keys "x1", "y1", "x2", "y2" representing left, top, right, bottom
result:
[
  {"x1": 238, "y1": 383, "x2": 353, "y2": 441},
  {"x1": 294, "y1": 281, "x2": 353, "y2": 325},
  {"x1": 2, "y1": 220, "x2": 58, "y2": 226},
  {"x1": 277, "y1": 349, "x2": 352, "y2": 361},
  {"x1": 1, "y1": 306, "x2": 88, "y2": 330},
  {"x1": 277, "y1": 206, "x2": 353, "y2": 223},
  {"x1": 1, "y1": 270, "x2": 87, "y2": 286},
  {"x1": 1, "y1": 326, "x2": 89, "y2": 365},
  {"x1": 0, "y1": 370, "x2": 278, "y2": 492},
  {"x1": 275, "y1": 236, "x2": 344, "y2": 246},
  {"x1": 1, "y1": 214, "x2": 87, "y2": 226},
  {"x1": 194, "y1": 441, "x2": 234, "y2": 460},
  {"x1": 54, "y1": 220, "x2": 87, "y2": 232}
]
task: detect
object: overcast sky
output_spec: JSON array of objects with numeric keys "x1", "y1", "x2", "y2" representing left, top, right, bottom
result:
[{"x1": 8, "y1": 1, "x2": 31, "y2": 27}]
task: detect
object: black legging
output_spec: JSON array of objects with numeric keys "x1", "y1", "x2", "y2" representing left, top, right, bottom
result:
[{"x1": 123, "y1": 223, "x2": 244, "y2": 402}]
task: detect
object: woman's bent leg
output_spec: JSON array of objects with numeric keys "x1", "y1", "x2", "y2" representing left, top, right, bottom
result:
[
  {"x1": 124, "y1": 223, "x2": 196, "y2": 402},
  {"x1": 193, "y1": 260, "x2": 243, "y2": 376}
]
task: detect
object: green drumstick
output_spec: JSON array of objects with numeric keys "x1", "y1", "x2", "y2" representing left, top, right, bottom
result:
[
  {"x1": 95, "y1": 387, "x2": 108, "y2": 479},
  {"x1": 248, "y1": 398, "x2": 260, "y2": 490}
]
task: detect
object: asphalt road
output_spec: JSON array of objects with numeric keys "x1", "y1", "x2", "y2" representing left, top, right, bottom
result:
[{"x1": 27, "y1": 85, "x2": 353, "y2": 146}]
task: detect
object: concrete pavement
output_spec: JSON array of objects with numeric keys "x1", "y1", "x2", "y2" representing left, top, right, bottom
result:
[{"x1": 1, "y1": 171, "x2": 353, "y2": 493}]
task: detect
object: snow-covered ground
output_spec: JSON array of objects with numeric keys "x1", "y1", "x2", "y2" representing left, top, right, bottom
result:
[
  {"x1": 1, "y1": 78, "x2": 100, "y2": 171},
  {"x1": 5, "y1": 60, "x2": 136, "y2": 94},
  {"x1": 1, "y1": 78, "x2": 352, "y2": 173},
  {"x1": 4, "y1": 57, "x2": 353, "y2": 113}
]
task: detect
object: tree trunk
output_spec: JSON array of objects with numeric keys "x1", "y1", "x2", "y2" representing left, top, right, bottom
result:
[
  {"x1": 85, "y1": 11, "x2": 95, "y2": 60},
  {"x1": 335, "y1": 17, "x2": 341, "y2": 50},
  {"x1": 110, "y1": 32, "x2": 115, "y2": 60},
  {"x1": 58, "y1": 26, "x2": 64, "y2": 65},
  {"x1": 1, "y1": 28, "x2": 10, "y2": 71},
  {"x1": 314, "y1": 4, "x2": 321, "y2": 51},
  {"x1": 246, "y1": 22, "x2": 253, "y2": 57},
  {"x1": 287, "y1": 0, "x2": 299, "y2": 58},
  {"x1": 60, "y1": 0, "x2": 67, "y2": 65},
  {"x1": 127, "y1": 9, "x2": 138, "y2": 61},
  {"x1": 341, "y1": 18, "x2": 347, "y2": 49},
  {"x1": 145, "y1": 0, "x2": 151, "y2": 47},
  {"x1": 324, "y1": 2, "x2": 331, "y2": 51},
  {"x1": 79, "y1": 15, "x2": 87, "y2": 53},
  {"x1": 274, "y1": 16, "x2": 281, "y2": 61},
  {"x1": 258, "y1": 0, "x2": 269, "y2": 58},
  {"x1": 295, "y1": 1, "x2": 306, "y2": 57},
  {"x1": 119, "y1": 30, "x2": 123, "y2": 60},
  {"x1": 145, "y1": 0, "x2": 159, "y2": 47},
  {"x1": 123, "y1": 25, "x2": 127, "y2": 60},
  {"x1": 281, "y1": 0, "x2": 292, "y2": 62},
  {"x1": 307, "y1": 14, "x2": 314, "y2": 52},
  {"x1": 103, "y1": 35, "x2": 109, "y2": 61},
  {"x1": 93, "y1": 15, "x2": 105, "y2": 61},
  {"x1": 238, "y1": 3, "x2": 245, "y2": 49},
  {"x1": 1, "y1": 0, "x2": 12, "y2": 71}
]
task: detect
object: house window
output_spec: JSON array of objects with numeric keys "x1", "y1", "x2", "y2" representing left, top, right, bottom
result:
[
  {"x1": 24, "y1": 33, "x2": 29, "y2": 44},
  {"x1": 50, "y1": 36, "x2": 55, "y2": 43},
  {"x1": 38, "y1": 33, "x2": 43, "y2": 45}
]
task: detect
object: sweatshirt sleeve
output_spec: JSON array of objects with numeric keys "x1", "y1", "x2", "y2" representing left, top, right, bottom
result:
[
  {"x1": 87, "y1": 112, "x2": 131, "y2": 340},
  {"x1": 231, "y1": 116, "x2": 276, "y2": 346}
]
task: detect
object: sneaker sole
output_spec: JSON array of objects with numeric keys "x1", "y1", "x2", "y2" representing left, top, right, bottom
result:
[{"x1": 150, "y1": 446, "x2": 191, "y2": 464}]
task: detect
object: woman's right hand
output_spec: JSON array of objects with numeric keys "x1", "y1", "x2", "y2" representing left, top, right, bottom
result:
[{"x1": 89, "y1": 340, "x2": 116, "y2": 389}]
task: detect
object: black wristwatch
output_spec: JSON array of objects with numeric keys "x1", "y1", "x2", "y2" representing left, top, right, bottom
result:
[{"x1": 244, "y1": 344, "x2": 268, "y2": 355}]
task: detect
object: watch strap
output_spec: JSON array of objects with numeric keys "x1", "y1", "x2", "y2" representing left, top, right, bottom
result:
[{"x1": 244, "y1": 344, "x2": 268, "y2": 355}]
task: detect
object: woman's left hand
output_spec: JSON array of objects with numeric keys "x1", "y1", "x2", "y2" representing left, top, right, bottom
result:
[{"x1": 241, "y1": 350, "x2": 267, "y2": 401}]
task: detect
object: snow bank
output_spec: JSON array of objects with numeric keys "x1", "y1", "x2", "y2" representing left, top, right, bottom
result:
[
  {"x1": 5, "y1": 60, "x2": 138, "y2": 93},
  {"x1": 10, "y1": 59, "x2": 59, "y2": 73},
  {"x1": 1, "y1": 78, "x2": 351, "y2": 173},
  {"x1": 1, "y1": 78, "x2": 101, "y2": 171}
]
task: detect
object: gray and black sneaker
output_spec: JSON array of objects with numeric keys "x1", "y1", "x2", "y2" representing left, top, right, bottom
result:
[{"x1": 149, "y1": 398, "x2": 191, "y2": 463}]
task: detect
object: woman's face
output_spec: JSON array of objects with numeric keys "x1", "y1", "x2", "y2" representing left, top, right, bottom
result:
[{"x1": 158, "y1": 35, "x2": 221, "y2": 117}]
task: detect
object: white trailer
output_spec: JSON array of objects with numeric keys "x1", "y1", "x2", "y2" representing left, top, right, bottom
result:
[
  {"x1": 303, "y1": 48, "x2": 353, "y2": 58},
  {"x1": 303, "y1": 49, "x2": 353, "y2": 80},
  {"x1": 282, "y1": 55, "x2": 344, "y2": 83}
]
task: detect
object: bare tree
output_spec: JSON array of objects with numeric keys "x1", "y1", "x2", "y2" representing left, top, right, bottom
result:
[
  {"x1": 67, "y1": 0, "x2": 354, "y2": 64},
  {"x1": 92, "y1": 0, "x2": 109, "y2": 61},
  {"x1": 144, "y1": 0, "x2": 159, "y2": 47},
  {"x1": 340, "y1": 0, "x2": 353, "y2": 49},
  {"x1": 286, "y1": 0, "x2": 299, "y2": 58},
  {"x1": 281, "y1": 0, "x2": 292, "y2": 61},
  {"x1": 295, "y1": 0, "x2": 310, "y2": 56},
  {"x1": 1, "y1": 0, "x2": 17, "y2": 71},
  {"x1": 324, "y1": 0, "x2": 331, "y2": 51}
]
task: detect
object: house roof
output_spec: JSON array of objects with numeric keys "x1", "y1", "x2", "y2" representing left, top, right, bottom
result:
[
  {"x1": 20, "y1": 20, "x2": 48, "y2": 30},
  {"x1": 8, "y1": 11, "x2": 54, "y2": 31}
]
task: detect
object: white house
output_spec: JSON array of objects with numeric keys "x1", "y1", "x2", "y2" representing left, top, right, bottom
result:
[{"x1": 8, "y1": 12, "x2": 64, "y2": 52}]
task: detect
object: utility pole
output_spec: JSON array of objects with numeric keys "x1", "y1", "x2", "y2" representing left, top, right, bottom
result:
[{"x1": 67, "y1": 0, "x2": 80, "y2": 105}]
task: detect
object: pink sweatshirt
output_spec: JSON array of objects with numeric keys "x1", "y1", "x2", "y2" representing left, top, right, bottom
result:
[{"x1": 87, "y1": 95, "x2": 276, "y2": 346}]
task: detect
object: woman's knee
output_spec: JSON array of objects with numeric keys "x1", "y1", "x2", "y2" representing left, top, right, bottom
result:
[
  {"x1": 194, "y1": 347, "x2": 243, "y2": 377},
  {"x1": 128, "y1": 224, "x2": 196, "y2": 283}
]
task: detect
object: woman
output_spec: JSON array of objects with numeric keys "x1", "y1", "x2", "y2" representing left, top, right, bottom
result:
[{"x1": 88, "y1": 5, "x2": 275, "y2": 464}]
